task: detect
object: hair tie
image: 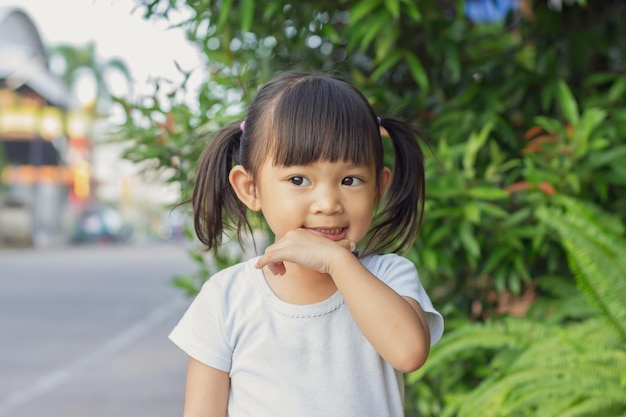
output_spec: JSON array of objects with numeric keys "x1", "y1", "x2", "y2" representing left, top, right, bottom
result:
[
  {"x1": 237, "y1": 121, "x2": 246, "y2": 163},
  {"x1": 377, "y1": 116, "x2": 382, "y2": 126}
]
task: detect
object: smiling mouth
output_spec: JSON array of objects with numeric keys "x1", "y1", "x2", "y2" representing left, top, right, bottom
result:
[{"x1": 306, "y1": 227, "x2": 347, "y2": 241}]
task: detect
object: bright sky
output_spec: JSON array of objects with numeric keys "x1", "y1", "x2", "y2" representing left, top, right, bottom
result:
[{"x1": 0, "y1": 0, "x2": 203, "y2": 103}]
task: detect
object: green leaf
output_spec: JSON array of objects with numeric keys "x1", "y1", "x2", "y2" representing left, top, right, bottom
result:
[
  {"x1": 215, "y1": 0, "x2": 234, "y2": 32},
  {"x1": 172, "y1": 275, "x2": 201, "y2": 297},
  {"x1": 370, "y1": 51, "x2": 402, "y2": 81},
  {"x1": 321, "y1": 22, "x2": 341, "y2": 43},
  {"x1": 540, "y1": 81, "x2": 556, "y2": 112},
  {"x1": 459, "y1": 222, "x2": 481, "y2": 258},
  {"x1": 499, "y1": 207, "x2": 532, "y2": 228},
  {"x1": 463, "y1": 120, "x2": 494, "y2": 179},
  {"x1": 588, "y1": 145, "x2": 626, "y2": 169},
  {"x1": 384, "y1": 0, "x2": 400, "y2": 19},
  {"x1": 348, "y1": 0, "x2": 381, "y2": 23},
  {"x1": 556, "y1": 80, "x2": 580, "y2": 126},
  {"x1": 404, "y1": 52, "x2": 429, "y2": 92},
  {"x1": 574, "y1": 107, "x2": 606, "y2": 156},
  {"x1": 463, "y1": 202, "x2": 481, "y2": 223},
  {"x1": 444, "y1": 43, "x2": 461, "y2": 83},
  {"x1": 513, "y1": 255, "x2": 531, "y2": 282},
  {"x1": 583, "y1": 71, "x2": 618, "y2": 87},
  {"x1": 474, "y1": 201, "x2": 510, "y2": 218},
  {"x1": 401, "y1": 0, "x2": 422, "y2": 21},
  {"x1": 481, "y1": 246, "x2": 511, "y2": 277},
  {"x1": 359, "y1": 13, "x2": 390, "y2": 51},
  {"x1": 467, "y1": 186, "x2": 510, "y2": 200},
  {"x1": 374, "y1": 23, "x2": 399, "y2": 62},
  {"x1": 607, "y1": 76, "x2": 626, "y2": 104},
  {"x1": 508, "y1": 270, "x2": 522, "y2": 294},
  {"x1": 421, "y1": 249, "x2": 438, "y2": 272},
  {"x1": 239, "y1": 0, "x2": 255, "y2": 32},
  {"x1": 533, "y1": 116, "x2": 568, "y2": 136},
  {"x1": 425, "y1": 225, "x2": 453, "y2": 246}
]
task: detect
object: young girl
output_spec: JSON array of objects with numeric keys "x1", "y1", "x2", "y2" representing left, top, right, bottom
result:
[{"x1": 169, "y1": 72, "x2": 443, "y2": 417}]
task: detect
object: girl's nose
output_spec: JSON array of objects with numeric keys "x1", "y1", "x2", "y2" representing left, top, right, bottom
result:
[{"x1": 311, "y1": 189, "x2": 344, "y2": 214}]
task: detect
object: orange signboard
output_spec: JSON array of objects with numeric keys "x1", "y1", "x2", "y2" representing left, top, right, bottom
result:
[{"x1": 1, "y1": 165, "x2": 73, "y2": 184}]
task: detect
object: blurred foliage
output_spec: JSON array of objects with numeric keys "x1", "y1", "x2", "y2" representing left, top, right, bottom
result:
[
  {"x1": 50, "y1": 42, "x2": 132, "y2": 115},
  {"x1": 112, "y1": 0, "x2": 626, "y2": 415}
]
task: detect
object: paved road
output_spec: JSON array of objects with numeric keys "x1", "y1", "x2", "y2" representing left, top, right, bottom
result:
[{"x1": 0, "y1": 242, "x2": 199, "y2": 417}]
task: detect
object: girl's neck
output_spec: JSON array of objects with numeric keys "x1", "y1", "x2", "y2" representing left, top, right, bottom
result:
[{"x1": 262, "y1": 262, "x2": 338, "y2": 305}]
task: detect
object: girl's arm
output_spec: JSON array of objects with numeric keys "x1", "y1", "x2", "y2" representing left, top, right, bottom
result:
[
  {"x1": 330, "y1": 252, "x2": 431, "y2": 373},
  {"x1": 256, "y1": 229, "x2": 431, "y2": 373},
  {"x1": 182, "y1": 357, "x2": 230, "y2": 417}
]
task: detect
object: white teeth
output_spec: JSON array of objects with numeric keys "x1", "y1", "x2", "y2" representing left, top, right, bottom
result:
[{"x1": 312, "y1": 228, "x2": 342, "y2": 235}]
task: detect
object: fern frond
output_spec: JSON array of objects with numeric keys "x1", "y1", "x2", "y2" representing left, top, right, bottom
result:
[
  {"x1": 563, "y1": 235, "x2": 626, "y2": 340},
  {"x1": 408, "y1": 318, "x2": 551, "y2": 381},
  {"x1": 509, "y1": 319, "x2": 623, "y2": 371},
  {"x1": 558, "y1": 396, "x2": 626, "y2": 417},
  {"x1": 506, "y1": 386, "x2": 626, "y2": 417},
  {"x1": 457, "y1": 361, "x2": 626, "y2": 417},
  {"x1": 537, "y1": 201, "x2": 626, "y2": 341},
  {"x1": 449, "y1": 317, "x2": 626, "y2": 417},
  {"x1": 555, "y1": 194, "x2": 625, "y2": 236}
]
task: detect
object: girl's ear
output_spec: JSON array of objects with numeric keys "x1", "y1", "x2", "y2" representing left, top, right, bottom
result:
[
  {"x1": 378, "y1": 167, "x2": 392, "y2": 201},
  {"x1": 229, "y1": 165, "x2": 261, "y2": 211}
]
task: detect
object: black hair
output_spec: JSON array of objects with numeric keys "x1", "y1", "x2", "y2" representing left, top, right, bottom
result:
[{"x1": 192, "y1": 72, "x2": 426, "y2": 255}]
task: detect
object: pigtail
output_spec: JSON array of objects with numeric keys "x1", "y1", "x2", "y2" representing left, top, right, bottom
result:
[
  {"x1": 365, "y1": 117, "x2": 426, "y2": 254},
  {"x1": 192, "y1": 121, "x2": 250, "y2": 251}
]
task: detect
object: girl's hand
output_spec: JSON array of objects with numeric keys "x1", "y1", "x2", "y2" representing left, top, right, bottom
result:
[{"x1": 255, "y1": 229, "x2": 355, "y2": 275}]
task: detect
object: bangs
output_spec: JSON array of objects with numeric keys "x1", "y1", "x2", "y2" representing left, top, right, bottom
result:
[{"x1": 268, "y1": 77, "x2": 381, "y2": 167}]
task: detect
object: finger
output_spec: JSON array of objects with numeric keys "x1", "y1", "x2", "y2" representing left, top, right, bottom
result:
[
  {"x1": 255, "y1": 257, "x2": 267, "y2": 269},
  {"x1": 256, "y1": 255, "x2": 286, "y2": 274},
  {"x1": 337, "y1": 239, "x2": 356, "y2": 252}
]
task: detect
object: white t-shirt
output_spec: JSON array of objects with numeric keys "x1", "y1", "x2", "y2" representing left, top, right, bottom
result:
[{"x1": 169, "y1": 253, "x2": 443, "y2": 417}]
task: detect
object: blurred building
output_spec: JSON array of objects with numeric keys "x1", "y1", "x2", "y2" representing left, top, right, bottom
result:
[{"x1": 0, "y1": 7, "x2": 90, "y2": 246}]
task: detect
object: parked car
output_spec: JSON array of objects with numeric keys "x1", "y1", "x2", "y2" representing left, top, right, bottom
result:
[
  {"x1": 0, "y1": 198, "x2": 33, "y2": 247},
  {"x1": 72, "y1": 206, "x2": 132, "y2": 244}
]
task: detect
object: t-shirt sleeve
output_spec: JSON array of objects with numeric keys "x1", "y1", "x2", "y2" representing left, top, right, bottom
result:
[
  {"x1": 168, "y1": 278, "x2": 233, "y2": 372},
  {"x1": 365, "y1": 254, "x2": 444, "y2": 346}
]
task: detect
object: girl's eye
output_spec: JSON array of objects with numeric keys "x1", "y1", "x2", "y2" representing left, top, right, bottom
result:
[
  {"x1": 289, "y1": 176, "x2": 310, "y2": 186},
  {"x1": 342, "y1": 176, "x2": 363, "y2": 186}
]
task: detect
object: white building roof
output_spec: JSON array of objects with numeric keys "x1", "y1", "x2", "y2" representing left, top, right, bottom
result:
[{"x1": 0, "y1": 7, "x2": 76, "y2": 109}]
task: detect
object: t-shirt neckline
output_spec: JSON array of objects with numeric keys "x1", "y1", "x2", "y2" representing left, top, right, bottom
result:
[{"x1": 247, "y1": 257, "x2": 345, "y2": 318}]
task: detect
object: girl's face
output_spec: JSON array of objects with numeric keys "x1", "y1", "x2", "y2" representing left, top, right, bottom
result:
[{"x1": 230, "y1": 158, "x2": 391, "y2": 245}]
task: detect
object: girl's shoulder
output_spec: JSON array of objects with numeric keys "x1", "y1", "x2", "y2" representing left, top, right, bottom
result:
[
  {"x1": 360, "y1": 252, "x2": 417, "y2": 275},
  {"x1": 360, "y1": 252, "x2": 424, "y2": 288},
  {"x1": 198, "y1": 256, "x2": 260, "y2": 295}
]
